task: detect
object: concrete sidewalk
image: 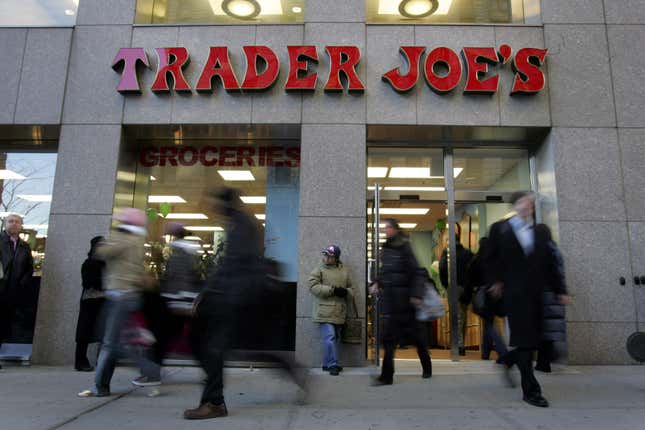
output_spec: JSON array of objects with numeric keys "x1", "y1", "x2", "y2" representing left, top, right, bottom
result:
[{"x1": 1, "y1": 361, "x2": 644, "y2": 430}]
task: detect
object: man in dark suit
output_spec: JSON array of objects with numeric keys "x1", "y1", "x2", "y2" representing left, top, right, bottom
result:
[
  {"x1": 0, "y1": 214, "x2": 34, "y2": 369},
  {"x1": 485, "y1": 192, "x2": 569, "y2": 408}
]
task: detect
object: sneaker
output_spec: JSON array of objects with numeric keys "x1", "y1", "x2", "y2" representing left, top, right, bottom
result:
[
  {"x1": 78, "y1": 388, "x2": 110, "y2": 397},
  {"x1": 184, "y1": 402, "x2": 228, "y2": 420},
  {"x1": 131, "y1": 376, "x2": 161, "y2": 387},
  {"x1": 328, "y1": 365, "x2": 341, "y2": 376}
]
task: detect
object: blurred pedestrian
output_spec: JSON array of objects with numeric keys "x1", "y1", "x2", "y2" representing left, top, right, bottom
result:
[
  {"x1": 0, "y1": 213, "x2": 34, "y2": 371},
  {"x1": 534, "y1": 224, "x2": 569, "y2": 373},
  {"x1": 485, "y1": 192, "x2": 570, "y2": 408},
  {"x1": 74, "y1": 236, "x2": 106, "y2": 371},
  {"x1": 439, "y1": 224, "x2": 474, "y2": 356},
  {"x1": 370, "y1": 218, "x2": 431, "y2": 385},
  {"x1": 308, "y1": 244, "x2": 354, "y2": 376},
  {"x1": 78, "y1": 208, "x2": 160, "y2": 397},
  {"x1": 162, "y1": 222, "x2": 201, "y2": 295}
]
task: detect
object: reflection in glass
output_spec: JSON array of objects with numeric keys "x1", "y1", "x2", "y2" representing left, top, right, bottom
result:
[
  {"x1": 453, "y1": 148, "x2": 530, "y2": 191},
  {"x1": 0, "y1": 0, "x2": 78, "y2": 26}
]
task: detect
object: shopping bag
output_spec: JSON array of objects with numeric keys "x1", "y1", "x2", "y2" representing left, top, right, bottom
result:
[
  {"x1": 341, "y1": 296, "x2": 362, "y2": 344},
  {"x1": 416, "y1": 282, "x2": 445, "y2": 321}
]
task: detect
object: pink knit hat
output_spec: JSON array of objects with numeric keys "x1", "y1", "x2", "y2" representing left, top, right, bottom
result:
[{"x1": 114, "y1": 208, "x2": 147, "y2": 227}]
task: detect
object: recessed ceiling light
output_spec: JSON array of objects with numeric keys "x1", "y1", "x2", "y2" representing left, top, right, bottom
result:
[
  {"x1": 255, "y1": 214, "x2": 266, "y2": 220},
  {"x1": 389, "y1": 167, "x2": 430, "y2": 178},
  {"x1": 0, "y1": 169, "x2": 26, "y2": 180},
  {"x1": 292, "y1": 6, "x2": 302, "y2": 13},
  {"x1": 65, "y1": 9, "x2": 75, "y2": 16},
  {"x1": 384, "y1": 186, "x2": 445, "y2": 191},
  {"x1": 368, "y1": 167, "x2": 389, "y2": 178},
  {"x1": 165, "y1": 213, "x2": 209, "y2": 220},
  {"x1": 398, "y1": 0, "x2": 438, "y2": 18},
  {"x1": 370, "y1": 208, "x2": 430, "y2": 215},
  {"x1": 17, "y1": 194, "x2": 52, "y2": 202},
  {"x1": 150, "y1": 175, "x2": 157, "y2": 181},
  {"x1": 220, "y1": 0, "x2": 261, "y2": 19},
  {"x1": 240, "y1": 196, "x2": 266, "y2": 204},
  {"x1": 370, "y1": 223, "x2": 418, "y2": 229},
  {"x1": 186, "y1": 226, "x2": 224, "y2": 231},
  {"x1": 148, "y1": 195, "x2": 187, "y2": 203},
  {"x1": 218, "y1": 170, "x2": 255, "y2": 181}
]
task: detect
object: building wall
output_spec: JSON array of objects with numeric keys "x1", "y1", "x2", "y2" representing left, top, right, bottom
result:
[{"x1": 0, "y1": 0, "x2": 641, "y2": 365}]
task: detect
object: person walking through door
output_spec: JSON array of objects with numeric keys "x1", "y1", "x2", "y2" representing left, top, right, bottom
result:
[
  {"x1": 485, "y1": 191, "x2": 570, "y2": 408},
  {"x1": 439, "y1": 224, "x2": 474, "y2": 356},
  {"x1": 370, "y1": 218, "x2": 432, "y2": 385}
]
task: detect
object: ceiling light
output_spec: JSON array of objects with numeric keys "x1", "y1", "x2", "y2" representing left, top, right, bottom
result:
[
  {"x1": 240, "y1": 196, "x2": 266, "y2": 204},
  {"x1": 216, "y1": 0, "x2": 261, "y2": 19},
  {"x1": 255, "y1": 214, "x2": 266, "y2": 220},
  {"x1": 370, "y1": 223, "x2": 418, "y2": 229},
  {"x1": 148, "y1": 195, "x2": 187, "y2": 203},
  {"x1": 292, "y1": 6, "x2": 302, "y2": 13},
  {"x1": 186, "y1": 226, "x2": 224, "y2": 231},
  {"x1": 218, "y1": 170, "x2": 255, "y2": 181},
  {"x1": 384, "y1": 186, "x2": 445, "y2": 191},
  {"x1": 17, "y1": 194, "x2": 52, "y2": 202},
  {"x1": 211, "y1": 0, "x2": 283, "y2": 16},
  {"x1": 453, "y1": 167, "x2": 463, "y2": 177},
  {"x1": 389, "y1": 167, "x2": 430, "y2": 178},
  {"x1": 371, "y1": 208, "x2": 430, "y2": 215},
  {"x1": 399, "y1": 0, "x2": 438, "y2": 18},
  {"x1": 65, "y1": 9, "x2": 75, "y2": 16},
  {"x1": 368, "y1": 167, "x2": 389, "y2": 178},
  {"x1": 150, "y1": 176, "x2": 157, "y2": 181},
  {"x1": 379, "y1": 0, "x2": 452, "y2": 16},
  {"x1": 436, "y1": 0, "x2": 452, "y2": 14},
  {"x1": 0, "y1": 169, "x2": 26, "y2": 180},
  {"x1": 165, "y1": 213, "x2": 208, "y2": 220}
]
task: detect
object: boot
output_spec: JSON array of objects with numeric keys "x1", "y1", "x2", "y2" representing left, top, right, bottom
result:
[{"x1": 183, "y1": 402, "x2": 228, "y2": 420}]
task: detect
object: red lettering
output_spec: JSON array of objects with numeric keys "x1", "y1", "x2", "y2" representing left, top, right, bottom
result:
[
  {"x1": 178, "y1": 146, "x2": 199, "y2": 166},
  {"x1": 382, "y1": 46, "x2": 425, "y2": 93},
  {"x1": 112, "y1": 48, "x2": 150, "y2": 94},
  {"x1": 200, "y1": 147, "x2": 218, "y2": 166},
  {"x1": 266, "y1": 146, "x2": 284, "y2": 167},
  {"x1": 285, "y1": 147, "x2": 300, "y2": 167},
  {"x1": 259, "y1": 146, "x2": 267, "y2": 166},
  {"x1": 236, "y1": 147, "x2": 255, "y2": 167},
  {"x1": 462, "y1": 47, "x2": 499, "y2": 94},
  {"x1": 139, "y1": 147, "x2": 159, "y2": 167},
  {"x1": 324, "y1": 46, "x2": 365, "y2": 92},
  {"x1": 424, "y1": 47, "x2": 462, "y2": 93},
  {"x1": 285, "y1": 46, "x2": 318, "y2": 91},
  {"x1": 151, "y1": 48, "x2": 191, "y2": 93},
  {"x1": 241, "y1": 46, "x2": 280, "y2": 90},
  {"x1": 219, "y1": 147, "x2": 236, "y2": 166},
  {"x1": 511, "y1": 48, "x2": 548, "y2": 95},
  {"x1": 159, "y1": 147, "x2": 178, "y2": 166},
  {"x1": 195, "y1": 47, "x2": 240, "y2": 92}
]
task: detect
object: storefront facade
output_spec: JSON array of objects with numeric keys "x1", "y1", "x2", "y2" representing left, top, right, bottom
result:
[{"x1": 0, "y1": 0, "x2": 643, "y2": 365}]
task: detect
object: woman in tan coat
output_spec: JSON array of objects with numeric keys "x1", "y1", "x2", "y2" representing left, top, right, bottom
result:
[{"x1": 308, "y1": 245, "x2": 353, "y2": 376}]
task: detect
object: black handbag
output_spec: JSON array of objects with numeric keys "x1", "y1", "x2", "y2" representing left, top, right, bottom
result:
[
  {"x1": 341, "y1": 296, "x2": 362, "y2": 344},
  {"x1": 472, "y1": 285, "x2": 489, "y2": 316}
]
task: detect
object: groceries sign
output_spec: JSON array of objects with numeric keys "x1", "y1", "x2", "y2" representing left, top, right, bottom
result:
[{"x1": 112, "y1": 45, "x2": 546, "y2": 96}]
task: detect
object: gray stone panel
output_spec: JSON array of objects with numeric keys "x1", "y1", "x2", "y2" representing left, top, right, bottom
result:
[
  {"x1": 305, "y1": 0, "x2": 365, "y2": 22},
  {"x1": 540, "y1": 0, "x2": 605, "y2": 23},
  {"x1": 559, "y1": 221, "x2": 635, "y2": 323},
  {"x1": 299, "y1": 125, "x2": 366, "y2": 217},
  {"x1": 619, "y1": 129, "x2": 645, "y2": 221},
  {"x1": 302, "y1": 23, "x2": 366, "y2": 124},
  {"x1": 605, "y1": 0, "x2": 645, "y2": 24},
  {"x1": 552, "y1": 128, "x2": 625, "y2": 222},
  {"x1": 14, "y1": 28, "x2": 72, "y2": 124},
  {"x1": 628, "y1": 222, "x2": 645, "y2": 325},
  {"x1": 171, "y1": 26, "x2": 254, "y2": 124},
  {"x1": 76, "y1": 0, "x2": 136, "y2": 25},
  {"x1": 545, "y1": 25, "x2": 616, "y2": 127},
  {"x1": 567, "y1": 322, "x2": 637, "y2": 364},
  {"x1": 62, "y1": 26, "x2": 132, "y2": 124},
  {"x1": 366, "y1": 26, "x2": 417, "y2": 125},
  {"x1": 495, "y1": 26, "x2": 550, "y2": 126},
  {"x1": 607, "y1": 26, "x2": 645, "y2": 127},
  {"x1": 51, "y1": 125, "x2": 122, "y2": 215},
  {"x1": 295, "y1": 317, "x2": 366, "y2": 368},
  {"x1": 414, "y1": 26, "x2": 499, "y2": 126},
  {"x1": 0, "y1": 29, "x2": 27, "y2": 123},
  {"x1": 122, "y1": 27, "x2": 178, "y2": 124},
  {"x1": 296, "y1": 216, "x2": 366, "y2": 318},
  {"x1": 32, "y1": 213, "x2": 112, "y2": 365},
  {"x1": 251, "y1": 25, "x2": 304, "y2": 124}
]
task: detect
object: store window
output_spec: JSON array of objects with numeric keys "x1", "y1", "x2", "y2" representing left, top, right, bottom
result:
[
  {"x1": 0, "y1": 0, "x2": 79, "y2": 26},
  {"x1": 116, "y1": 134, "x2": 300, "y2": 353},
  {"x1": 0, "y1": 151, "x2": 57, "y2": 350},
  {"x1": 366, "y1": 0, "x2": 541, "y2": 24},
  {"x1": 135, "y1": 0, "x2": 305, "y2": 24}
]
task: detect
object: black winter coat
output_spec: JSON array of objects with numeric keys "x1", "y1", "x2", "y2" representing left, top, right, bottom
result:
[
  {"x1": 541, "y1": 241, "x2": 567, "y2": 342},
  {"x1": 0, "y1": 231, "x2": 34, "y2": 304},
  {"x1": 485, "y1": 218, "x2": 562, "y2": 349},
  {"x1": 377, "y1": 233, "x2": 424, "y2": 344}
]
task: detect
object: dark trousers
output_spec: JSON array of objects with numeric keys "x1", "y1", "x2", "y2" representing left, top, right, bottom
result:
[
  {"x1": 75, "y1": 342, "x2": 90, "y2": 369},
  {"x1": 503, "y1": 348, "x2": 542, "y2": 397},
  {"x1": 0, "y1": 303, "x2": 16, "y2": 347},
  {"x1": 536, "y1": 340, "x2": 554, "y2": 370},
  {"x1": 380, "y1": 322, "x2": 432, "y2": 383}
]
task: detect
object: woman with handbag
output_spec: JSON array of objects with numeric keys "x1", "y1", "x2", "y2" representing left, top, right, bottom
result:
[
  {"x1": 370, "y1": 219, "x2": 432, "y2": 385},
  {"x1": 308, "y1": 245, "x2": 354, "y2": 376}
]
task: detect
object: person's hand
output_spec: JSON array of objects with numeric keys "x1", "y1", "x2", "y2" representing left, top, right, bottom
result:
[
  {"x1": 410, "y1": 297, "x2": 422, "y2": 308},
  {"x1": 558, "y1": 294, "x2": 572, "y2": 305},
  {"x1": 369, "y1": 283, "x2": 379, "y2": 296},
  {"x1": 489, "y1": 282, "x2": 504, "y2": 299},
  {"x1": 333, "y1": 287, "x2": 348, "y2": 298}
]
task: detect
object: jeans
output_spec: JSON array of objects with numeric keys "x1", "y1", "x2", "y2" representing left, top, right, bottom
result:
[
  {"x1": 320, "y1": 323, "x2": 340, "y2": 368},
  {"x1": 482, "y1": 316, "x2": 508, "y2": 359},
  {"x1": 94, "y1": 293, "x2": 160, "y2": 392}
]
